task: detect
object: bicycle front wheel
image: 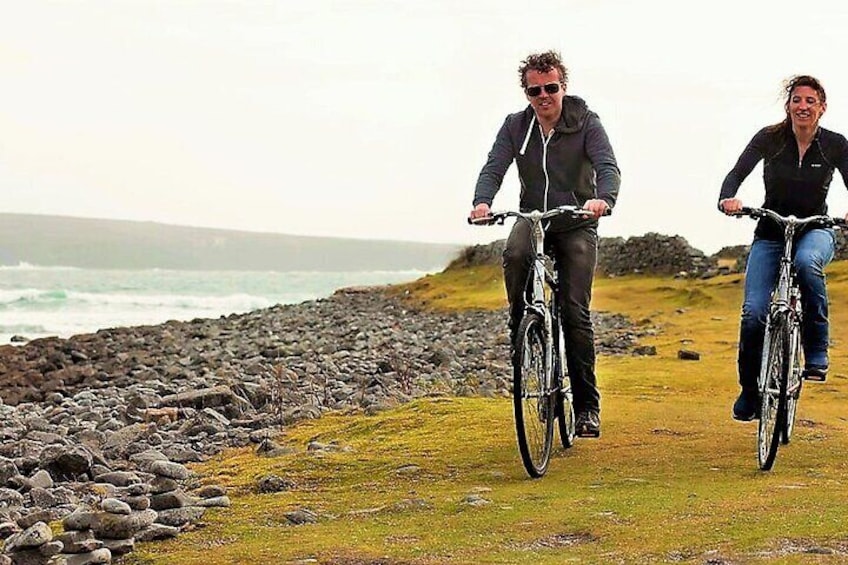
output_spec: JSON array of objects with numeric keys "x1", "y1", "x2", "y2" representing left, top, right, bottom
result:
[
  {"x1": 513, "y1": 312, "x2": 555, "y2": 478},
  {"x1": 758, "y1": 316, "x2": 790, "y2": 470}
]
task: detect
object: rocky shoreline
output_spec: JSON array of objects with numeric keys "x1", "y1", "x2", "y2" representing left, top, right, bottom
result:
[{"x1": 0, "y1": 286, "x2": 653, "y2": 563}]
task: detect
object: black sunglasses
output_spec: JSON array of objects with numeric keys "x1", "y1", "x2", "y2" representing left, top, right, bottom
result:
[{"x1": 525, "y1": 82, "x2": 561, "y2": 97}]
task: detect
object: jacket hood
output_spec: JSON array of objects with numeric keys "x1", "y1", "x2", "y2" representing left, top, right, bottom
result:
[
  {"x1": 556, "y1": 95, "x2": 590, "y2": 133},
  {"x1": 523, "y1": 95, "x2": 590, "y2": 134}
]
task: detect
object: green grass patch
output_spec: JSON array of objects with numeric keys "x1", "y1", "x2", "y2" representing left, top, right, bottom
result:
[{"x1": 125, "y1": 262, "x2": 848, "y2": 565}]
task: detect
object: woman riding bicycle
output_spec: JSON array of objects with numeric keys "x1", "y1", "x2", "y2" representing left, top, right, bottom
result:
[{"x1": 718, "y1": 75, "x2": 848, "y2": 421}]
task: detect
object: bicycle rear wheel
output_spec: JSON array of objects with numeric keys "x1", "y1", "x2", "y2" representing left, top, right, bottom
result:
[
  {"x1": 555, "y1": 384, "x2": 576, "y2": 449},
  {"x1": 781, "y1": 323, "x2": 803, "y2": 445},
  {"x1": 758, "y1": 316, "x2": 790, "y2": 470},
  {"x1": 551, "y1": 318, "x2": 575, "y2": 449},
  {"x1": 513, "y1": 312, "x2": 555, "y2": 478}
]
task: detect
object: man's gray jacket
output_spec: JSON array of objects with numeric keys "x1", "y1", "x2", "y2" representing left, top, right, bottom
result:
[{"x1": 473, "y1": 95, "x2": 621, "y2": 231}]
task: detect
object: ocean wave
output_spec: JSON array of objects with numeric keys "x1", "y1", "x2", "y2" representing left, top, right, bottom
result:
[
  {"x1": 0, "y1": 287, "x2": 277, "y2": 311},
  {"x1": 65, "y1": 291, "x2": 275, "y2": 311},
  {"x1": 0, "y1": 288, "x2": 68, "y2": 305},
  {"x1": 0, "y1": 262, "x2": 80, "y2": 271},
  {"x1": 0, "y1": 323, "x2": 49, "y2": 333}
]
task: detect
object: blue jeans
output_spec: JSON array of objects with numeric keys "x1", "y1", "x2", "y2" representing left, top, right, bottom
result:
[{"x1": 737, "y1": 228, "x2": 835, "y2": 389}]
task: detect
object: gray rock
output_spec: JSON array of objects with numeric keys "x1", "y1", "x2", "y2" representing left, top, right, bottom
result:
[
  {"x1": 149, "y1": 491, "x2": 194, "y2": 511},
  {"x1": 3, "y1": 520, "x2": 52, "y2": 552},
  {"x1": 194, "y1": 495, "x2": 230, "y2": 508},
  {"x1": 62, "y1": 509, "x2": 96, "y2": 532},
  {"x1": 100, "y1": 498, "x2": 131, "y2": 515},
  {"x1": 101, "y1": 536, "x2": 134, "y2": 556},
  {"x1": 55, "y1": 529, "x2": 103, "y2": 553},
  {"x1": 154, "y1": 506, "x2": 204, "y2": 528},
  {"x1": 134, "y1": 523, "x2": 179, "y2": 542},
  {"x1": 64, "y1": 548, "x2": 112, "y2": 565},
  {"x1": 91, "y1": 509, "x2": 157, "y2": 539},
  {"x1": 148, "y1": 460, "x2": 189, "y2": 480},
  {"x1": 92, "y1": 471, "x2": 140, "y2": 487},
  {"x1": 0, "y1": 488, "x2": 24, "y2": 509},
  {"x1": 28, "y1": 470, "x2": 54, "y2": 490}
]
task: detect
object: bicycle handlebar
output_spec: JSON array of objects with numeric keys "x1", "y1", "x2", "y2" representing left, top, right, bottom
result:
[
  {"x1": 468, "y1": 204, "x2": 610, "y2": 226},
  {"x1": 734, "y1": 207, "x2": 848, "y2": 228}
]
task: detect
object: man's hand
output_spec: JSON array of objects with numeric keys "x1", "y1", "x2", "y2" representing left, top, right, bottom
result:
[
  {"x1": 469, "y1": 203, "x2": 491, "y2": 221},
  {"x1": 719, "y1": 198, "x2": 743, "y2": 215},
  {"x1": 582, "y1": 199, "x2": 609, "y2": 219}
]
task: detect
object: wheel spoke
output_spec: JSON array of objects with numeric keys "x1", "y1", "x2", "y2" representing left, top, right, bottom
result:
[
  {"x1": 758, "y1": 318, "x2": 790, "y2": 470},
  {"x1": 513, "y1": 313, "x2": 554, "y2": 477}
]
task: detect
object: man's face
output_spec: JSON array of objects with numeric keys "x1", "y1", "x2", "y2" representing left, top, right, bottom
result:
[{"x1": 524, "y1": 69, "x2": 564, "y2": 124}]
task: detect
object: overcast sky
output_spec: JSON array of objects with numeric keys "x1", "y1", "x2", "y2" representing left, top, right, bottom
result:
[{"x1": 4, "y1": 0, "x2": 848, "y2": 254}]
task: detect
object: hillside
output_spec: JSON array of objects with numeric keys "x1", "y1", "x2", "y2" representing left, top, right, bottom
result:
[
  {"x1": 0, "y1": 213, "x2": 461, "y2": 271},
  {"x1": 118, "y1": 261, "x2": 848, "y2": 564}
]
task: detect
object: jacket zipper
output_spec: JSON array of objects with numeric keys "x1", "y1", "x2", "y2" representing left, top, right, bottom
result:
[{"x1": 541, "y1": 126, "x2": 554, "y2": 211}]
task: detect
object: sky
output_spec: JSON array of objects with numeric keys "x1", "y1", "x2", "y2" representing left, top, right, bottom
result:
[{"x1": 5, "y1": 1, "x2": 848, "y2": 255}]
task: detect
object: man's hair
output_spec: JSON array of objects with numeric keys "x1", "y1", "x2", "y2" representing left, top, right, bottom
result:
[{"x1": 518, "y1": 51, "x2": 569, "y2": 89}]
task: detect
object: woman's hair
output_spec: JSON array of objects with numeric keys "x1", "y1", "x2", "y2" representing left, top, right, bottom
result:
[
  {"x1": 768, "y1": 74, "x2": 827, "y2": 132},
  {"x1": 518, "y1": 51, "x2": 569, "y2": 89}
]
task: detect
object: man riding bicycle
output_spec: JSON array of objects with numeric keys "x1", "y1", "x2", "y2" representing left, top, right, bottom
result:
[
  {"x1": 468, "y1": 50, "x2": 621, "y2": 437},
  {"x1": 719, "y1": 75, "x2": 848, "y2": 421}
]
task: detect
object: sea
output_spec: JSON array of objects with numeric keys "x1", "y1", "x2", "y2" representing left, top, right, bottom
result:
[{"x1": 0, "y1": 263, "x2": 435, "y2": 344}]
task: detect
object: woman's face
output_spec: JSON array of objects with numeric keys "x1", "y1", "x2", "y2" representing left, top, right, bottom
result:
[{"x1": 786, "y1": 85, "x2": 826, "y2": 130}]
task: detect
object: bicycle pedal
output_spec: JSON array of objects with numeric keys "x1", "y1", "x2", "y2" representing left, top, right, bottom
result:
[
  {"x1": 576, "y1": 427, "x2": 600, "y2": 439},
  {"x1": 801, "y1": 369, "x2": 827, "y2": 383},
  {"x1": 803, "y1": 372, "x2": 827, "y2": 382}
]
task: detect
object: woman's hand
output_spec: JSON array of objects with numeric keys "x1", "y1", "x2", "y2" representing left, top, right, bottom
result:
[{"x1": 469, "y1": 203, "x2": 491, "y2": 221}]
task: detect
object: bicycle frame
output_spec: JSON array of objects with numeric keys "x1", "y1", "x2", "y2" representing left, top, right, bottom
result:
[
  {"x1": 525, "y1": 217, "x2": 560, "y2": 396},
  {"x1": 474, "y1": 206, "x2": 589, "y2": 396},
  {"x1": 760, "y1": 219, "x2": 804, "y2": 399}
]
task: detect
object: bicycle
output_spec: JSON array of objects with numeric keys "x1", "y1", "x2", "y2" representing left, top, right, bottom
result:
[
  {"x1": 734, "y1": 207, "x2": 845, "y2": 470},
  {"x1": 470, "y1": 204, "x2": 595, "y2": 477}
]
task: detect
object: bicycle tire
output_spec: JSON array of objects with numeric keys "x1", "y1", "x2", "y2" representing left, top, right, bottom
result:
[
  {"x1": 781, "y1": 323, "x2": 803, "y2": 445},
  {"x1": 550, "y1": 317, "x2": 575, "y2": 449},
  {"x1": 758, "y1": 316, "x2": 790, "y2": 470},
  {"x1": 556, "y1": 385, "x2": 576, "y2": 449},
  {"x1": 513, "y1": 312, "x2": 555, "y2": 478}
]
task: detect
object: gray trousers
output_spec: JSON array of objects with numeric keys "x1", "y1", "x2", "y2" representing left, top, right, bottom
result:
[{"x1": 503, "y1": 221, "x2": 600, "y2": 413}]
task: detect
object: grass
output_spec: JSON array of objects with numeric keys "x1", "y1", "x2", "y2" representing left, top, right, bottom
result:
[{"x1": 123, "y1": 262, "x2": 848, "y2": 565}]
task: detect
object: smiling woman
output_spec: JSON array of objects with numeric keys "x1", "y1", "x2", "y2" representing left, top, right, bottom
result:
[{"x1": 717, "y1": 74, "x2": 848, "y2": 422}]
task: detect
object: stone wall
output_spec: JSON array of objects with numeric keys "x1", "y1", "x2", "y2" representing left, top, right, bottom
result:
[
  {"x1": 451, "y1": 234, "x2": 718, "y2": 278},
  {"x1": 596, "y1": 233, "x2": 718, "y2": 278},
  {"x1": 449, "y1": 228, "x2": 848, "y2": 278}
]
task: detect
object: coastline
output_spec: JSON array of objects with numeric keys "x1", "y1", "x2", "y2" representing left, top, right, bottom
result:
[{"x1": 0, "y1": 282, "x2": 650, "y2": 560}]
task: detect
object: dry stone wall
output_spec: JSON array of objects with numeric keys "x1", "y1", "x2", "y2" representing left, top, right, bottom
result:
[{"x1": 452, "y1": 233, "x2": 722, "y2": 278}]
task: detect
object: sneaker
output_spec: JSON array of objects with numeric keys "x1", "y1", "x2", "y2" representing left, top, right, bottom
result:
[
  {"x1": 732, "y1": 388, "x2": 760, "y2": 421},
  {"x1": 575, "y1": 410, "x2": 600, "y2": 438},
  {"x1": 803, "y1": 365, "x2": 828, "y2": 382}
]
